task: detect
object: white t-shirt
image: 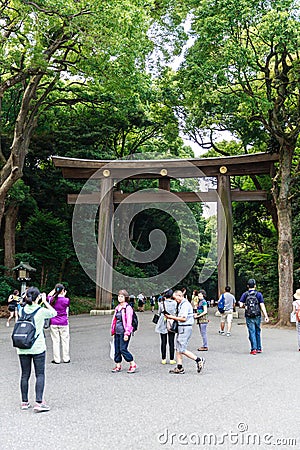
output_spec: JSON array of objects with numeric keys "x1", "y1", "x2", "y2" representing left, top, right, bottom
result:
[
  {"x1": 219, "y1": 292, "x2": 236, "y2": 311},
  {"x1": 293, "y1": 300, "x2": 300, "y2": 322}
]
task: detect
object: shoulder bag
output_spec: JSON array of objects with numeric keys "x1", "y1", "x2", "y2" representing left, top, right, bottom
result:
[{"x1": 152, "y1": 313, "x2": 159, "y2": 324}]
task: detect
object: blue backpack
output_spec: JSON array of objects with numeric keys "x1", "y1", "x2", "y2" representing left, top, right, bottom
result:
[{"x1": 218, "y1": 294, "x2": 225, "y2": 314}]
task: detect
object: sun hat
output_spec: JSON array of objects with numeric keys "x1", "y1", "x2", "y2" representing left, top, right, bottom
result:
[{"x1": 293, "y1": 289, "x2": 300, "y2": 300}]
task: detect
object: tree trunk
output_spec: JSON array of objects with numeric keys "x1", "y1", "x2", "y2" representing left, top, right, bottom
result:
[
  {"x1": 273, "y1": 143, "x2": 294, "y2": 326},
  {"x1": 0, "y1": 74, "x2": 42, "y2": 231},
  {"x1": 4, "y1": 202, "x2": 19, "y2": 276},
  {"x1": 40, "y1": 263, "x2": 45, "y2": 287}
]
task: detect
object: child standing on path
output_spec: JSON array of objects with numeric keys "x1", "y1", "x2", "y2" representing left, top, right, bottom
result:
[
  {"x1": 111, "y1": 289, "x2": 137, "y2": 373},
  {"x1": 194, "y1": 290, "x2": 209, "y2": 351}
]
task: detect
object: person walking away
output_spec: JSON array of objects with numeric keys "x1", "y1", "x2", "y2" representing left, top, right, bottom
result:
[
  {"x1": 16, "y1": 287, "x2": 57, "y2": 412},
  {"x1": 47, "y1": 284, "x2": 71, "y2": 364},
  {"x1": 150, "y1": 295, "x2": 156, "y2": 312},
  {"x1": 194, "y1": 290, "x2": 209, "y2": 351},
  {"x1": 239, "y1": 279, "x2": 269, "y2": 355},
  {"x1": 137, "y1": 293, "x2": 146, "y2": 312},
  {"x1": 165, "y1": 290, "x2": 205, "y2": 374},
  {"x1": 218, "y1": 286, "x2": 236, "y2": 336},
  {"x1": 111, "y1": 289, "x2": 137, "y2": 373},
  {"x1": 292, "y1": 289, "x2": 300, "y2": 351},
  {"x1": 7, "y1": 290, "x2": 20, "y2": 327},
  {"x1": 129, "y1": 295, "x2": 135, "y2": 309},
  {"x1": 155, "y1": 289, "x2": 177, "y2": 365}
]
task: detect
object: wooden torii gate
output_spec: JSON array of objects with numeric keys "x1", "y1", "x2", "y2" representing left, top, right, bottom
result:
[{"x1": 53, "y1": 152, "x2": 279, "y2": 308}]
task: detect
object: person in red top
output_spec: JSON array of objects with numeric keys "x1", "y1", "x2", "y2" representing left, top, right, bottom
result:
[
  {"x1": 47, "y1": 284, "x2": 70, "y2": 364},
  {"x1": 111, "y1": 289, "x2": 137, "y2": 373}
]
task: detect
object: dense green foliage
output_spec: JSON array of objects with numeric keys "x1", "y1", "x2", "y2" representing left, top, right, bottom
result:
[{"x1": 0, "y1": 0, "x2": 299, "y2": 315}]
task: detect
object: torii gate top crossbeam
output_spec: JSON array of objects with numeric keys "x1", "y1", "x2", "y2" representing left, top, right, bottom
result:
[{"x1": 52, "y1": 152, "x2": 279, "y2": 179}]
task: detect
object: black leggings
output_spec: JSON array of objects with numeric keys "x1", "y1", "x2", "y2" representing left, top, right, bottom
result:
[
  {"x1": 160, "y1": 332, "x2": 175, "y2": 360},
  {"x1": 19, "y1": 351, "x2": 46, "y2": 403}
]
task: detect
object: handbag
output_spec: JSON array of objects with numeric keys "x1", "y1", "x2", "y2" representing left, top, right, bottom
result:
[
  {"x1": 290, "y1": 312, "x2": 296, "y2": 323},
  {"x1": 166, "y1": 318, "x2": 174, "y2": 331},
  {"x1": 168, "y1": 302, "x2": 179, "y2": 333},
  {"x1": 169, "y1": 319, "x2": 178, "y2": 333},
  {"x1": 152, "y1": 313, "x2": 159, "y2": 324},
  {"x1": 109, "y1": 337, "x2": 115, "y2": 360}
]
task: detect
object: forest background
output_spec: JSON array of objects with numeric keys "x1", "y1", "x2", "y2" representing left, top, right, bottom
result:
[{"x1": 0, "y1": 0, "x2": 299, "y2": 324}]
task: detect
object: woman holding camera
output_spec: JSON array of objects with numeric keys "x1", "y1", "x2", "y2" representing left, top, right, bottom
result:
[
  {"x1": 47, "y1": 284, "x2": 71, "y2": 364},
  {"x1": 17, "y1": 286, "x2": 57, "y2": 412}
]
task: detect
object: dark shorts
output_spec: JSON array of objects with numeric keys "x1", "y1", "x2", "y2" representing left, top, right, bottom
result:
[{"x1": 8, "y1": 305, "x2": 17, "y2": 312}]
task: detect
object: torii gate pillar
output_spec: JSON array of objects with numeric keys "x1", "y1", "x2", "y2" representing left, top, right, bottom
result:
[
  {"x1": 96, "y1": 178, "x2": 114, "y2": 309},
  {"x1": 217, "y1": 174, "x2": 235, "y2": 295}
]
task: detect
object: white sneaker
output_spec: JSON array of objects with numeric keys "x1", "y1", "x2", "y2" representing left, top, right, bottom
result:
[
  {"x1": 33, "y1": 402, "x2": 50, "y2": 413},
  {"x1": 6, "y1": 321, "x2": 9, "y2": 327},
  {"x1": 226, "y1": 332, "x2": 231, "y2": 337},
  {"x1": 218, "y1": 330, "x2": 225, "y2": 335},
  {"x1": 21, "y1": 402, "x2": 32, "y2": 410}
]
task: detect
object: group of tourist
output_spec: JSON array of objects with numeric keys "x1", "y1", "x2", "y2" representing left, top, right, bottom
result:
[{"x1": 6, "y1": 279, "x2": 300, "y2": 413}]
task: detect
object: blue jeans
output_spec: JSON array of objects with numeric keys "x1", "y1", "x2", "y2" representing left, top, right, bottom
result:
[
  {"x1": 114, "y1": 333, "x2": 133, "y2": 363},
  {"x1": 19, "y1": 351, "x2": 46, "y2": 403},
  {"x1": 245, "y1": 316, "x2": 262, "y2": 351}
]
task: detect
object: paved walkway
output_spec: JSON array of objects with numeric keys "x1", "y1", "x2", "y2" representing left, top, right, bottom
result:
[{"x1": 0, "y1": 308, "x2": 298, "y2": 450}]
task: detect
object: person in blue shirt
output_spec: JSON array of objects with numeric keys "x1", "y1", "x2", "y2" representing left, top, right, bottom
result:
[
  {"x1": 194, "y1": 289, "x2": 209, "y2": 351},
  {"x1": 239, "y1": 279, "x2": 269, "y2": 355}
]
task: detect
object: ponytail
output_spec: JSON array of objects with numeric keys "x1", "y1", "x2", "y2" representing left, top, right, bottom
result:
[
  {"x1": 24, "y1": 287, "x2": 40, "y2": 305},
  {"x1": 51, "y1": 283, "x2": 65, "y2": 306}
]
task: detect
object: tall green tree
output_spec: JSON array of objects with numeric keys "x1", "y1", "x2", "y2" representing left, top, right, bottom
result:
[
  {"x1": 0, "y1": 0, "x2": 154, "y2": 230},
  {"x1": 169, "y1": 0, "x2": 300, "y2": 324}
]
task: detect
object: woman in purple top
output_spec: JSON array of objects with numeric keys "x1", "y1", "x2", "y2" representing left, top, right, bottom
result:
[{"x1": 47, "y1": 284, "x2": 70, "y2": 364}]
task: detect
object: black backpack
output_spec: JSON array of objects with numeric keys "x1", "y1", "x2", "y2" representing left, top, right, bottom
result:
[
  {"x1": 126, "y1": 305, "x2": 138, "y2": 333},
  {"x1": 11, "y1": 307, "x2": 41, "y2": 349},
  {"x1": 244, "y1": 291, "x2": 261, "y2": 318}
]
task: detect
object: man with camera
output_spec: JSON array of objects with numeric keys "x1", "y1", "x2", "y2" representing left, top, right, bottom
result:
[{"x1": 165, "y1": 290, "x2": 205, "y2": 374}]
